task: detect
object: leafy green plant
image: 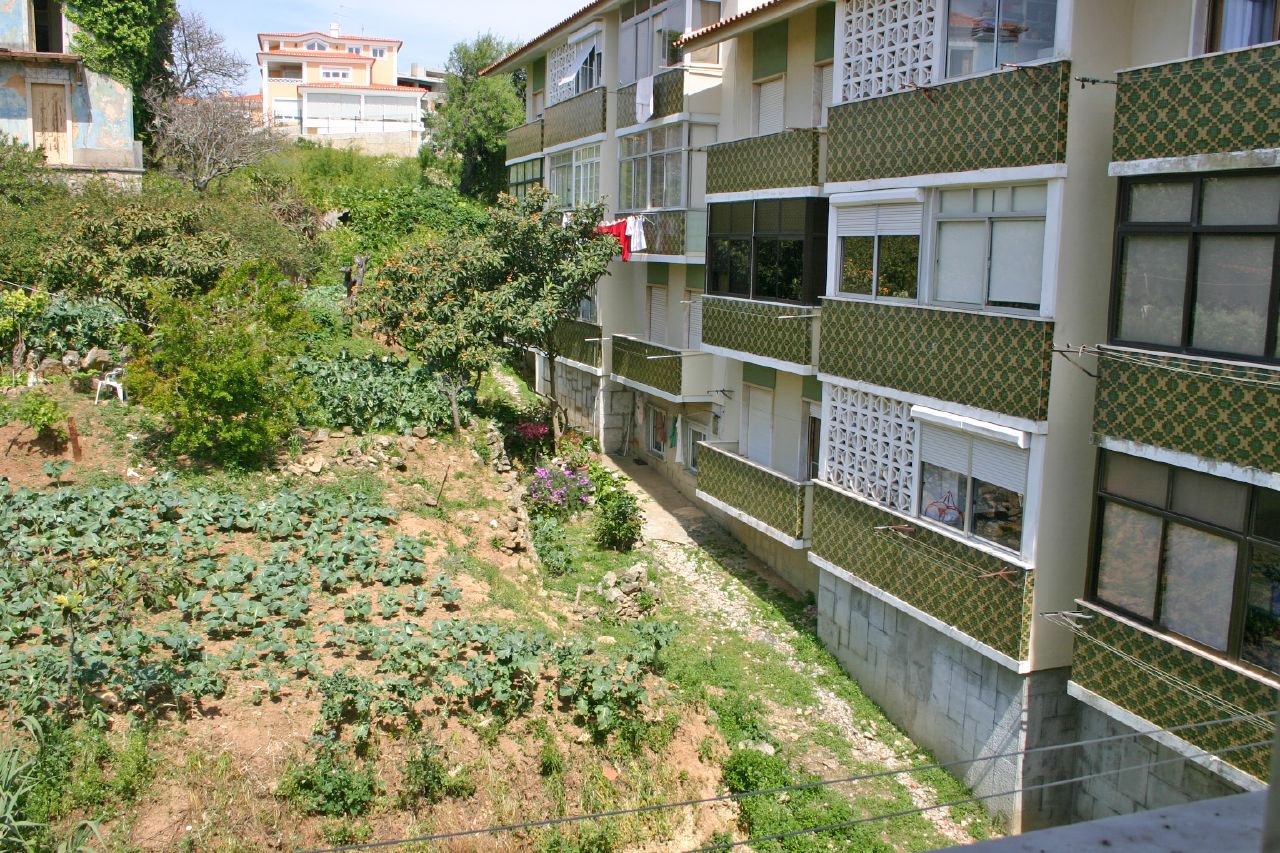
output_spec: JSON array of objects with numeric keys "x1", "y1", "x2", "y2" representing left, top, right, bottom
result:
[
  {"x1": 293, "y1": 352, "x2": 462, "y2": 435},
  {"x1": 278, "y1": 747, "x2": 377, "y2": 817},
  {"x1": 399, "y1": 738, "x2": 475, "y2": 807},
  {"x1": 7, "y1": 390, "x2": 68, "y2": 443},
  {"x1": 532, "y1": 517, "x2": 572, "y2": 577},
  {"x1": 41, "y1": 460, "x2": 72, "y2": 485},
  {"x1": 591, "y1": 480, "x2": 642, "y2": 552}
]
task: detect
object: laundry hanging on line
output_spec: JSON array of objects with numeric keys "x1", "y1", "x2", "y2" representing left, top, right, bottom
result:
[{"x1": 595, "y1": 215, "x2": 649, "y2": 261}]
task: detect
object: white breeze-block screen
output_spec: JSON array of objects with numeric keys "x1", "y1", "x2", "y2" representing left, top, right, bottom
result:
[
  {"x1": 823, "y1": 384, "x2": 917, "y2": 514},
  {"x1": 840, "y1": 0, "x2": 938, "y2": 103}
]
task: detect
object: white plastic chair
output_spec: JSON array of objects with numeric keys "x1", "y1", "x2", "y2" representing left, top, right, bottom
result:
[{"x1": 95, "y1": 368, "x2": 126, "y2": 405}]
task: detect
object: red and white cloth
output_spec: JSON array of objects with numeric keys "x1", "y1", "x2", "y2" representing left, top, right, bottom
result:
[{"x1": 595, "y1": 216, "x2": 648, "y2": 261}]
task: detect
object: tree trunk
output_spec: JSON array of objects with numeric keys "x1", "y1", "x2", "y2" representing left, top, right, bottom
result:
[
  {"x1": 11, "y1": 328, "x2": 25, "y2": 386},
  {"x1": 546, "y1": 347, "x2": 561, "y2": 450},
  {"x1": 446, "y1": 383, "x2": 462, "y2": 435}
]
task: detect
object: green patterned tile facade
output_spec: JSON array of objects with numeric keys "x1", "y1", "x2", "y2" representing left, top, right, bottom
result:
[
  {"x1": 1093, "y1": 350, "x2": 1280, "y2": 474},
  {"x1": 706, "y1": 129, "x2": 822, "y2": 194},
  {"x1": 827, "y1": 61, "x2": 1071, "y2": 183},
  {"x1": 1113, "y1": 43, "x2": 1280, "y2": 163},
  {"x1": 1072, "y1": 607, "x2": 1277, "y2": 781},
  {"x1": 819, "y1": 300, "x2": 1054, "y2": 422},
  {"x1": 552, "y1": 319, "x2": 602, "y2": 369},
  {"x1": 616, "y1": 69, "x2": 685, "y2": 127},
  {"x1": 697, "y1": 443, "x2": 808, "y2": 541},
  {"x1": 812, "y1": 486, "x2": 1031, "y2": 660},
  {"x1": 702, "y1": 296, "x2": 815, "y2": 367},
  {"x1": 507, "y1": 119, "x2": 544, "y2": 161},
  {"x1": 544, "y1": 87, "x2": 607, "y2": 149},
  {"x1": 639, "y1": 210, "x2": 688, "y2": 256},
  {"x1": 612, "y1": 335, "x2": 681, "y2": 397}
]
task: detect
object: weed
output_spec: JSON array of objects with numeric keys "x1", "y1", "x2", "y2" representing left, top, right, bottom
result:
[
  {"x1": 278, "y1": 747, "x2": 377, "y2": 817},
  {"x1": 590, "y1": 478, "x2": 642, "y2": 552},
  {"x1": 532, "y1": 516, "x2": 572, "y2": 577},
  {"x1": 399, "y1": 738, "x2": 475, "y2": 807},
  {"x1": 538, "y1": 737, "x2": 565, "y2": 777},
  {"x1": 320, "y1": 820, "x2": 372, "y2": 845}
]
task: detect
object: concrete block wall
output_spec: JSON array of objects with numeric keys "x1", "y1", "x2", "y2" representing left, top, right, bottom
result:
[
  {"x1": 551, "y1": 362, "x2": 630, "y2": 452},
  {"x1": 1069, "y1": 704, "x2": 1245, "y2": 822}
]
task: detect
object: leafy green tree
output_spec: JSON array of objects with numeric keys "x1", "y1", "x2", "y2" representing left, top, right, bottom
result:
[
  {"x1": 429, "y1": 34, "x2": 524, "y2": 201},
  {"x1": 44, "y1": 196, "x2": 232, "y2": 326},
  {"x1": 126, "y1": 261, "x2": 314, "y2": 466},
  {"x1": 0, "y1": 134, "x2": 53, "y2": 207},
  {"x1": 0, "y1": 287, "x2": 50, "y2": 383}
]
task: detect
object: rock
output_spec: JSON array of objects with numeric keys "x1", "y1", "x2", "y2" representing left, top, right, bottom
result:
[
  {"x1": 468, "y1": 513, "x2": 481, "y2": 524},
  {"x1": 602, "y1": 587, "x2": 623, "y2": 604},
  {"x1": 503, "y1": 516, "x2": 519, "y2": 532},
  {"x1": 376, "y1": 435, "x2": 393, "y2": 448},
  {"x1": 754, "y1": 742, "x2": 777, "y2": 756},
  {"x1": 595, "y1": 635, "x2": 617, "y2": 646},
  {"x1": 81, "y1": 347, "x2": 113, "y2": 370},
  {"x1": 37, "y1": 357, "x2": 66, "y2": 377},
  {"x1": 600, "y1": 571, "x2": 618, "y2": 589},
  {"x1": 313, "y1": 428, "x2": 331, "y2": 443},
  {"x1": 501, "y1": 483, "x2": 513, "y2": 492},
  {"x1": 423, "y1": 494, "x2": 439, "y2": 507},
  {"x1": 61, "y1": 350, "x2": 81, "y2": 369},
  {"x1": 428, "y1": 438, "x2": 439, "y2": 446},
  {"x1": 390, "y1": 456, "x2": 407, "y2": 471},
  {"x1": 507, "y1": 496, "x2": 522, "y2": 511},
  {"x1": 488, "y1": 519, "x2": 499, "y2": 529},
  {"x1": 412, "y1": 426, "x2": 430, "y2": 439},
  {"x1": 397, "y1": 436, "x2": 416, "y2": 451},
  {"x1": 306, "y1": 456, "x2": 326, "y2": 474},
  {"x1": 621, "y1": 582, "x2": 641, "y2": 595}
]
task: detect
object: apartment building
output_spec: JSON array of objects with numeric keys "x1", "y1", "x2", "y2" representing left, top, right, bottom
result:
[
  {"x1": 492, "y1": 0, "x2": 1279, "y2": 830},
  {"x1": 256, "y1": 24, "x2": 427, "y2": 155},
  {"x1": 0, "y1": 0, "x2": 142, "y2": 187}
]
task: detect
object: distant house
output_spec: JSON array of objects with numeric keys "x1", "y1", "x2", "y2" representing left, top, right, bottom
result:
[
  {"x1": 396, "y1": 64, "x2": 446, "y2": 116},
  {"x1": 0, "y1": 0, "x2": 143, "y2": 187},
  {"x1": 256, "y1": 24, "x2": 427, "y2": 156}
]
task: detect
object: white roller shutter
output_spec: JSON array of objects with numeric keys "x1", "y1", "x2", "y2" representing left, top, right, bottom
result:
[
  {"x1": 835, "y1": 206, "x2": 877, "y2": 236},
  {"x1": 834, "y1": 203, "x2": 923, "y2": 237},
  {"x1": 919, "y1": 423, "x2": 970, "y2": 473},
  {"x1": 745, "y1": 386, "x2": 774, "y2": 466},
  {"x1": 687, "y1": 293, "x2": 703, "y2": 349},
  {"x1": 818, "y1": 63, "x2": 834, "y2": 127},
  {"x1": 647, "y1": 286, "x2": 667, "y2": 345},
  {"x1": 971, "y1": 437, "x2": 1029, "y2": 494},
  {"x1": 757, "y1": 77, "x2": 785, "y2": 136},
  {"x1": 876, "y1": 204, "x2": 924, "y2": 235}
]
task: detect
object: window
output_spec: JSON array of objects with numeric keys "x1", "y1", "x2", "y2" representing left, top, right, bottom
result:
[
  {"x1": 755, "y1": 77, "x2": 786, "y2": 135},
  {"x1": 347, "y1": 46, "x2": 362, "y2": 54},
  {"x1": 708, "y1": 199, "x2": 829, "y2": 304},
  {"x1": 549, "y1": 144, "x2": 602, "y2": 209},
  {"x1": 33, "y1": 0, "x2": 63, "y2": 53},
  {"x1": 371, "y1": 47, "x2": 387, "y2": 58},
  {"x1": 620, "y1": 124, "x2": 685, "y2": 211},
  {"x1": 835, "y1": 203, "x2": 923, "y2": 301},
  {"x1": 647, "y1": 405, "x2": 667, "y2": 457},
  {"x1": 814, "y1": 63, "x2": 834, "y2": 127},
  {"x1": 687, "y1": 423, "x2": 707, "y2": 472},
  {"x1": 578, "y1": 291, "x2": 598, "y2": 323},
  {"x1": 945, "y1": 0, "x2": 1059, "y2": 77},
  {"x1": 1112, "y1": 171, "x2": 1280, "y2": 361},
  {"x1": 647, "y1": 286, "x2": 667, "y2": 343},
  {"x1": 742, "y1": 386, "x2": 774, "y2": 467},
  {"x1": 805, "y1": 411, "x2": 822, "y2": 482},
  {"x1": 935, "y1": 184, "x2": 1048, "y2": 312},
  {"x1": 692, "y1": 1, "x2": 723, "y2": 64},
  {"x1": 619, "y1": 0, "x2": 690, "y2": 85},
  {"x1": 272, "y1": 98, "x2": 300, "y2": 121},
  {"x1": 1208, "y1": 0, "x2": 1280, "y2": 52},
  {"x1": 508, "y1": 158, "x2": 543, "y2": 200},
  {"x1": 1090, "y1": 451, "x2": 1280, "y2": 675},
  {"x1": 822, "y1": 386, "x2": 918, "y2": 513},
  {"x1": 918, "y1": 423, "x2": 1027, "y2": 553},
  {"x1": 320, "y1": 67, "x2": 352, "y2": 80},
  {"x1": 305, "y1": 40, "x2": 326, "y2": 51},
  {"x1": 549, "y1": 37, "x2": 603, "y2": 105}
]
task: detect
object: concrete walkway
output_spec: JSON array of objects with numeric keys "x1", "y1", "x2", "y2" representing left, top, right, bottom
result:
[{"x1": 600, "y1": 454, "x2": 705, "y2": 545}]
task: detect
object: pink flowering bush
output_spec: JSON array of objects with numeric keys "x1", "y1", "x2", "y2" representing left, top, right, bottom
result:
[{"x1": 526, "y1": 463, "x2": 592, "y2": 517}]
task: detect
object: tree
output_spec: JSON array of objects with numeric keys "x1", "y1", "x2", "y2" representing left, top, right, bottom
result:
[
  {"x1": 489, "y1": 188, "x2": 616, "y2": 443},
  {"x1": 65, "y1": 0, "x2": 176, "y2": 136},
  {"x1": 164, "y1": 9, "x2": 246, "y2": 97},
  {"x1": 0, "y1": 286, "x2": 50, "y2": 383},
  {"x1": 428, "y1": 34, "x2": 524, "y2": 201},
  {"x1": 147, "y1": 93, "x2": 280, "y2": 190},
  {"x1": 0, "y1": 134, "x2": 53, "y2": 207}
]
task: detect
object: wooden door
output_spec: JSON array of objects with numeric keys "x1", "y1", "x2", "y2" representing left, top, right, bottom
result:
[{"x1": 31, "y1": 83, "x2": 69, "y2": 165}]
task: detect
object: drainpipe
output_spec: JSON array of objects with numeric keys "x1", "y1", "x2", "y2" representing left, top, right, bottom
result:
[{"x1": 1263, "y1": 696, "x2": 1280, "y2": 852}]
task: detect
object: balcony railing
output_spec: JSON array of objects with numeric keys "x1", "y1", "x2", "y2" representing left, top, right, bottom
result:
[
  {"x1": 695, "y1": 442, "x2": 812, "y2": 546},
  {"x1": 818, "y1": 299, "x2": 1054, "y2": 423},
  {"x1": 610, "y1": 334, "x2": 711, "y2": 400},
  {"x1": 543, "y1": 87, "x2": 607, "y2": 149},
  {"x1": 826, "y1": 61, "x2": 1071, "y2": 183},
  {"x1": 617, "y1": 69, "x2": 685, "y2": 127},
  {"x1": 1112, "y1": 42, "x2": 1280, "y2": 164},
  {"x1": 706, "y1": 128, "x2": 823, "y2": 195},
  {"x1": 506, "y1": 118, "x2": 544, "y2": 161},
  {"x1": 550, "y1": 319, "x2": 602, "y2": 369},
  {"x1": 1092, "y1": 348, "x2": 1280, "y2": 474},
  {"x1": 1068, "y1": 602, "x2": 1275, "y2": 782},
  {"x1": 700, "y1": 296, "x2": 817, "y2": 369}
]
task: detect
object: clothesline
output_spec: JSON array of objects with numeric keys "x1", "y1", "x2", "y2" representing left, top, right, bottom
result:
[{"x1": 596, "y1": 215, "x2": 649, "y2": 261}]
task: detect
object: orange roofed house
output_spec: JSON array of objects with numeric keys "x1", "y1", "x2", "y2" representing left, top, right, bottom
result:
[{"x1": 256, "y1": 24, "x2": 426, "y2": 155}]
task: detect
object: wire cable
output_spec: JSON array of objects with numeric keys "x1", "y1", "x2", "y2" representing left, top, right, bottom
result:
[
  {"x1": 682, "y1": 737, "x2": 1271, "y2": 852},
  {"x1": 298, "y1": 709, "x2": 1276, "y2": 853}
]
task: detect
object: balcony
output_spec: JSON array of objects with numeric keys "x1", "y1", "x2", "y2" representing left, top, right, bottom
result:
[
  {"x1": 1066, "y1": 602, "x2": 1275, "y2": 782},
  {"x1": 1113, "y1": 42, "x2": 1279, "y2": 166},
  {"x1": 811, "y1": 483, "x2": 1030, "y2": 663},
  {"x1": 550, "y1": 319, "x2": 602, "y2": 370},
  {"x1": 1092, "y1": 348, "x2": 1280, "y2": 474},
  {"x1": 826, "y1": 61, "x2": 1071, "y2": 184},
  {"x1": 818, "y1": 299, "x2": 1054, "y2": 423},
  {"x1": 543, "y1": 87, "x2": 607, "y2": 149},
  {"x1": 617, "y1": 69, "x2": 685, "y2": 128},
  {"x1": 631, "y1": 210, "x2": 707, "y2": 258},
  {"x1": 700, "y1": 296, "x2": 817, "y2": 371},
  {"x1": 695, "y1": 442, "x2": 812, "y2": 547},
  {"x1": 506, "y1": 118, "x2": 544, "y2": 161},
  {"x1": 706, "y1": 128, "x2": 823, "y2": 195},
  {"x1": 610, "y1": 334, "x2": 712, "y2": 401}
]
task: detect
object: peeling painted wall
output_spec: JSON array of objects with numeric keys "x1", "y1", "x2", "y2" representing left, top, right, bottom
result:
[
  {"x1": 0, "y1": 0, "x2": 30, "y2": 51},
  {"x1": 0, "y1": 60, "x2": 136, "y2": 169},
  {"x1": 0, "y1": 62, "x2": 30, "y2": 137}
]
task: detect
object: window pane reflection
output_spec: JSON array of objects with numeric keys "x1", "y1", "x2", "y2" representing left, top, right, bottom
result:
[
  {"x1": 1116, "y1": 235, "x2": 1188, "y2": 346},
  {"x1": 1096, "y1": 502, "x2": 1162, "y2": 621}
]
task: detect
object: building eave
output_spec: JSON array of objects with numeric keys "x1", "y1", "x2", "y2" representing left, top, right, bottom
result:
[
  {"x1": 480, "y1": 0, "x2": 621, "y2": 77},
  {"x1": 678, "y1": 0, "x2": 825, "y2": 51}
]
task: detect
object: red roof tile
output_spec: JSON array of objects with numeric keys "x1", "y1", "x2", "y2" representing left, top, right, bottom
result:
[{"x1": 481, "y1": 0, "x2": 615, "y2": 76}]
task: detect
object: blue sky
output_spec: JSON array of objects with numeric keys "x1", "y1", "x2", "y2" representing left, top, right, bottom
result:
[{"x1": 183, "y1": 0, "x2": 588, "y2": 91}]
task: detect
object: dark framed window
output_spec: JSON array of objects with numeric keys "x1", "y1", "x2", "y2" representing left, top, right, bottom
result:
[
  {"x1": 1089, "y1": 450, "x2": 1280, "y2": 676},
  {"x1": 507, "y1": 159, "x2": 543, "y2": 200},
  {"x1": 945, "y1": 0, "x2": 1059, "y2": 78},
  {"x1": 706, "y1": 199, "x2": 828, "y2": 304},
  {"x1": 1110, "y1": 171, "x2": 1280, "y2": 362},
  {"x1": 1207, "y1": 0, "x2": 1280, "y2": 52}
]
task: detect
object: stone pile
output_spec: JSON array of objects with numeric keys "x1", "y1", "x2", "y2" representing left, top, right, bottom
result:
[
  {"x1": 285, "y1": 428, "x2": 426, "y2": 477},
  {"x1": 597, "y1": 564, "x2": 662, "y2": 619}
]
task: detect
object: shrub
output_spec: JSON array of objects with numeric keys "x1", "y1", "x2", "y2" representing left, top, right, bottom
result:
[
  {"x1": 526, "y1": 463, "x2": 592, "y2": 517},
  {"x1": 26, "y1": 296, "x2": 127, "y2": 355},
  {"x1": 6, "y1": 390, "x2": 68, "y2": 442},
  {"x1": 293, "y1": 353, "x2": 462, "y2": 435},
  {"x1": 400, "y1": 739, "x2": 475, "y2": 807},
  {"x1": 532, "y1": 516, "x2": 572, "y2": 577},
  {"x1": 591, "y1": 482, "x2": 642, "y2": 552},
  {"x1": 126, "y1": 262, "x2": 313, "y2": 466},
  {"x1": 278, "y1": 747, "x2": 377, "y2": 817}
]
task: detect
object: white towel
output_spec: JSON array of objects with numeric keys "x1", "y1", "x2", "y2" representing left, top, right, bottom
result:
[
  {"x1": 635, "y1": 74, "x2": 655, "y2": 124},
  {"x1": 626, "y1": 216, "x2": 648, "y2": 254}
]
